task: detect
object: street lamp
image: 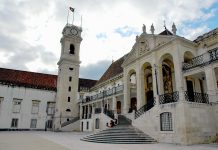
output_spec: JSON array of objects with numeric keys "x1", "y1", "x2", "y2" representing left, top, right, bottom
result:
[{"x1": 154, "y1": 64, "x2": 159, "y2": 95}]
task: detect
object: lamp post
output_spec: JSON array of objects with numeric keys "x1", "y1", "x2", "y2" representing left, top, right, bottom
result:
[{"x1": 154, "y1": 64, "x2": 159, "y2": 95}]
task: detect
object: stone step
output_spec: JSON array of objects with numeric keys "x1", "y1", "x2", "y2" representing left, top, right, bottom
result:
[
  {"x1": 82, "y1": 139, "x2": 156, "y2": 144},
  {"x1": 83, "y1": 137, "x2": 154, "y2": 141},
  {"x1": 81, "y1": 124, "x2": 156, "y2": 144},
  {"x1": 86, "y1": 133, "x2": 149, "y2": 137}
]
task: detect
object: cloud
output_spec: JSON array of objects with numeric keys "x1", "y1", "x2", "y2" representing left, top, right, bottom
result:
[
  {"x1": 96, "y1": 33, "x2": 107, "y2": 40},
  {"x1": 0, "y1": 0, "x2": 218, "y2": 79},
  {"x1": 80, "y1": 60, "x2": 111, "y2": 80},
  {"x1": 115, "y1": 26, "x2": 139, "y2": 37}
]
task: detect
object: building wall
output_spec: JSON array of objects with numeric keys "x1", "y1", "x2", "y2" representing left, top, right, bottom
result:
[{"x1": 0, "y1": 85, "x2": 56, "y2": 130}]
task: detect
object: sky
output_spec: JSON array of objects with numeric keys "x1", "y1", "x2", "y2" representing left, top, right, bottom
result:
[{"x1": 0, "y1": 0, "x2": 218, "y2": 80}]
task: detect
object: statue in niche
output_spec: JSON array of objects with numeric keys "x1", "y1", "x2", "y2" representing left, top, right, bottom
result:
[{"x1": 162, "y1": 65, "x2": 173, "y2": 93}]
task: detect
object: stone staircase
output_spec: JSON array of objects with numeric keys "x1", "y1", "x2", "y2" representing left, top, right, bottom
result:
[{"x1": 81, "y1": 115, "x2": 156, "y2": 144}]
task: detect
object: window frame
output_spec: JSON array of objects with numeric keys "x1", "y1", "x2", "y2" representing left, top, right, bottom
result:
[
  {"x1": 31, "y1": 100, "x2": 40, "y2": 114},
  {"x1": 11, "y1": 118, "x2": 18, "y2": 128},
  {"x1": 47, "y1": 102, "x2": 55, "y2": 115},
  {"x1": 30, "y1": 119, "x2": 37, "y2": 128},
  {"x1": 160, "y1": 112, "x2": 173, "y2": 131},
  {"x1": 12, "y1": 98, "x2": 22, "y2": 113},
  {"x1": 95, "y1": 118, "x2": 100, "y2": 129}
]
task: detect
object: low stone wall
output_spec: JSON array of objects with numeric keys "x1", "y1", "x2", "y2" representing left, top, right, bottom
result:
[
  {"x1": 133, "y1": 101, "x2": 218, "y2": 144},
  {"x1": 183, "y1": 102, "x2": 218, "y2": 144}
]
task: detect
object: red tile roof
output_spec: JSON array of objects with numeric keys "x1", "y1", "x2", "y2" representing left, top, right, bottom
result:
[
  {"x1": 79, "y1": 78, "x2": 97, "y2": 92},
  {"x1": 95, "y1": 55, "x2": 127, "y2": 85},
  {"x1": 0, "y1": 68, "x2": 97, "y2": 91},
  {"x1": 0, "y1": 68, "x2": 57, "y2": 91}
]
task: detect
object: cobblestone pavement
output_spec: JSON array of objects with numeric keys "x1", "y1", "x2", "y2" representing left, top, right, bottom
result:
[{"x1": 0, "y1": 131, "x2": 218, "y2": 150}]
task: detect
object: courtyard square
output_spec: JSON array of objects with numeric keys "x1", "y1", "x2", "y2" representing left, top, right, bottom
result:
[{"x1": 0, "y1": 131, "x2": 217, "y2": 150}]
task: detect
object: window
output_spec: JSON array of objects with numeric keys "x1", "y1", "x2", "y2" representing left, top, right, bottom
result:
[
  {"x1": 30, "y1": 119, "x2": 37, "y2": 128},
  {"x1": 0, "y1": 97, "x2": 3, "y2": 112},
  {"x1": 11, "y1": 118, "x2": 18, "y2": 128},
  {"x1": 80, "y1": 94, "x2": 83, "y2": 100},
  {"x1": 69, "y1": 44, "x2": 75, "y2": 54},
  {"x1": 69, "y1": 76, "x2": 72, "y2": 82},
  {"x1": 95, "y1": 118, "x2": 100, "y2": 129},
  {"x1": 68, "y1": 86, "x2": 71, "y2": 91},
  {"x1": 160, "y1": 112, "x2": 173, "y2": 131},
  {"x1": 46, "y1": 120, "x2": 53, "y2": 128},
  {"x1": 66, "y1": 108, "x2": 71, "y2": 112},
  {"x1": 68, "y1": 97, "x2": 71, "y2": 102},
  {"x1": 13, "y1": 98, "x2": 22, "y2": 113},
  {"x1": 67, "y1": 118, "x2": 70, "y2": 121},
  {"x1": 31, "y1": 100, "x2": 40, "y2": 114},
  {"x1": 47, "y1": 102, "x2": 55, "y2": 115},
  {"x1": 69, "y1": 67, "x2": 74, "y2": 71},
  {"x1": 86, "y1": 121, "x2": 89, "y2": 130}
]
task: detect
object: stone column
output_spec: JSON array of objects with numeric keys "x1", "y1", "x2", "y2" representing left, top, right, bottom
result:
[
  {"x1": 152, "y1": 64, "x2": 159, "y2": 106},
  {"x1": 106, "y1": 99, "x2": 109, "y2": 109},
  {"x1": 123, "y1": 69, "x2": 130, "y2": 114},
  {"x1": 112, "y1": 96, "x2": 117, "y2": 114},
  {"x1": 92, "y1": 103, "x2": 95, "y2": 115},
  {"x1": 205, "y1": 66, "x2": 217, "y2": 102},
  {"x1": 136, "y1": 62, "x2": 143, "y2": 109},
  {"x1": 173, "y1": 44, "x2": 185, "y2": 101},
  {"x1": 79, "y1": 104, "x2": 83, "y2": 119},
  {"x1": 88, "y1": 104, "x2": 90, "y2": 118}
]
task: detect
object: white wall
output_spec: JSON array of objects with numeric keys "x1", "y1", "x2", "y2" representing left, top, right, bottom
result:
[{"x1": 0, "y1": 85, "x2": 56, "y2": 130}]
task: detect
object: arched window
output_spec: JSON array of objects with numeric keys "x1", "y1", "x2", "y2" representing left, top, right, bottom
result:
[
  {"x1": 69, "y1": 44, "x2": 75, "y2": 54},
  {"x1": 66, "y1": 108, "x2": 71, "y2": 112},
  {"x1": 95, "y1": 118, "x2": 100, "y2": 129},
  {"x1": 160, "y1": 112, "x2": 173, "y2": 131}
]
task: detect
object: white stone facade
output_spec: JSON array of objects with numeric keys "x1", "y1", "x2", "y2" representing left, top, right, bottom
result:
[
  {"x1": 0, "y1": 85, "x2": 56, "y2": 130},
  {"x1": 0, "y1": 23, "x2": 218, "y2": 145}
]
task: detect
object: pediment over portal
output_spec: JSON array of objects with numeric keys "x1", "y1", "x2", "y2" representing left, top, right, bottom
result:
[{"x1": 122, "y1": 33, "x2": 174, "y2": 67}]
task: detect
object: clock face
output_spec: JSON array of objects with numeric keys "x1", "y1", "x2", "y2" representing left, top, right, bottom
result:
[{"x1": 70, "y1": 28, "x2": 78, "y2": 35}]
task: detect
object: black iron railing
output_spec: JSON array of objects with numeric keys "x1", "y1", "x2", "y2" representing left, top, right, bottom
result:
[
  {"x1": 95, "y1": 108, "x2": 102, "y2": 114},
  {"x1": 135, "y1": 98, "x2": 156, "y2": 119},
  {"x1": 82, "y1": 85, "x2": 124, "y2": 103},
  {"x1": 61, "y1": 117, "x2": 80, "y2": 127},
  {"x1": 182, "y1": 54, "x2": 205, "y2": 71},
  {"x1": 184, "y1": 91, "x2": 209, "y2": 104},
  {"x1": 159, "y1": 91, "x2": 179, "y2": 104},
  {"x1": 103, "y1": 109, "x2": 114, "y2": 119},
  {"x1": 182, "y1": 47, "x2": 218, "y2": 71}
]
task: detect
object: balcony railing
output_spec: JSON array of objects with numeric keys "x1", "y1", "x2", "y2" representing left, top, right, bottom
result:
[
  {"x1": 95, "y1": 108, "x2": 102, "y2": 114},
  {"x1": 184, "y1": 91, "x2": 209, "y2": 104},
  {"x1": 182, "y1": 47, "x2": 218, "y2": 71},
  {"x1": 82, "y1": 85, "x2": 124, "y2": 103},
  {"x1": 159, "y1": 91, "x2": 179, "y2": 104}
]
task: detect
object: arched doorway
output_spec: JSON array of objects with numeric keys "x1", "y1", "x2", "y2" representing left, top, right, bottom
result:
[
  {"x1": 161, "y1": 55, "x2": 175, "y2": 94},
  {"x1": 129, "y1": 97, "x2": 137, "y2": 113},
  {"x1": 128, "y1": 70, "x2": 137, "y2": 113},
  {"x1": 117, "y1": 101, "x2": 121, "y2": 114},
  {"x1": 142, "y1": 63, "x2": 154, "y2": 106}
]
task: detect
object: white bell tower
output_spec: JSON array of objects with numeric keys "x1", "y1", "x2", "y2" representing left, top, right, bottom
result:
[{"x1": 54, "y1": 24, "x2": 82, "y2": 130}]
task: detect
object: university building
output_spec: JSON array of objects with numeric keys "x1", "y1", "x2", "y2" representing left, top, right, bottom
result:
[{"x1": 0, "y1": 23, "x2": 218, "y2": 144}]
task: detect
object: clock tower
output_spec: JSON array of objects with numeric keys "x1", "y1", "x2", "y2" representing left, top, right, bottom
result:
[{"x1": 54, "y1": 24, "x2": 82, "y2": 130}]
